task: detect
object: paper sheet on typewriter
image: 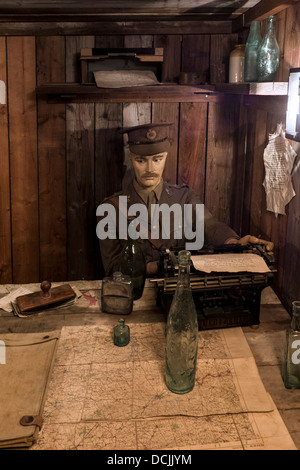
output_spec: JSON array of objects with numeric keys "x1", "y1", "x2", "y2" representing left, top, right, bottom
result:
[{"x1": 191, "y1": 253, "x2": 270, "y2": 274}]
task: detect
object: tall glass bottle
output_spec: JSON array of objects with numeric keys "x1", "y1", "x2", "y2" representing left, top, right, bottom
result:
[
  {"x1": 119, "y1": 224, "x2": 146, "y2": 300},
  {"x1": 282, "y1": 301, "x2": 300, "y2": 389},
  {"x1": 257, "y1": 15, "x2": 280, "y2": 82},
  {"x1": 244, "y1": 21, "x2": 262, "y2": 82},
  {"x1": 165, "y1": 250, "x2": 198, "y2": 394}
]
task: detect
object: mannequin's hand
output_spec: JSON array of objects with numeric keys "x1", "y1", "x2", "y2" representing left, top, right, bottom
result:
[
  {"x1": 146, "y1": 261, "x2": 159, "y2": 276},
  {"x1": 225, "y1": 235, "x2": 274, "y2": 252}
]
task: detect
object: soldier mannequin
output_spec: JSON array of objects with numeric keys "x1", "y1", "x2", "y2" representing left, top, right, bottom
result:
[{"x1": 98, "y1": 123, "x2": 273, "y2": 277}]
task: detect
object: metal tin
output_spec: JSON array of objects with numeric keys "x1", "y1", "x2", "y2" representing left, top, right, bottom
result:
[{"x1": 101, "y1": 272, "x2": 133, "y2": 315}]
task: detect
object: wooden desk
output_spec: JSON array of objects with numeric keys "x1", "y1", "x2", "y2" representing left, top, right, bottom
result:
[
  {"x1": 0, "y1": 281, "x2": 299, "y2": 449},
  {"x1": 0, "y1": 280, "x2": 164, "y2": 334}
]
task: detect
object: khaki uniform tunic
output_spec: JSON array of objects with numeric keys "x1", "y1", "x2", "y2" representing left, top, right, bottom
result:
[{"x1": 98, "y1": 180, "x2": 239, "y2": 276}]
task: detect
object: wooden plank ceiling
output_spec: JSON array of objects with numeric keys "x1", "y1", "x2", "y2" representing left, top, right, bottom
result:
[
  {"x1": 0, "y1": 0, "x2": 262, "y2": 21},
  {"x1": 0, "y1": 1, "x2": 298, "y2": 34}
]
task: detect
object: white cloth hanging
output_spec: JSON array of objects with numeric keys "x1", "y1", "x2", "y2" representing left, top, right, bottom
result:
[{"x1": 263, "y1": 123, "x2": 297, "y2": 216}]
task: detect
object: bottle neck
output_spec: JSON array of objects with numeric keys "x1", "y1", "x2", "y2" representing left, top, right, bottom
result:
[
  {"x1": 127, "y1": 218, "x2": 138, "y2": 243},
  {"x1": 177, "y1": 264, "x2": 190, "y2": 289},
  {"x1": 291, "y1": 315, "x2": 300, "y2": 331},
  {"x1": 126, "y1": 228, "x2": 138, "y2": 245},
  {"x1": 113, "y1": 272, "x2": 123, "y2": 281},
  {"x1": 249, "y1": 21, "x2": 261, "y2": 39},
  {"x1": 265, "y1": 16, "x2": 276, "y2": 36}
]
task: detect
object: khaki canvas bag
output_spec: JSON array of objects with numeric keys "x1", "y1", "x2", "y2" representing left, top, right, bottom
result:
[{"x1": 0, "y1": 331, "x2": 60, "y2": 448}]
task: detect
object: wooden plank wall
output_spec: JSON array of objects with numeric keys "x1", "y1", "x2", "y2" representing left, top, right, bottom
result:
[
  {"x1": 7, "y1": 37, "x2": 39, "y2": 283},
  {"x1": 0, "y1": 37, "x2": 11, "y2": 283},
  {"x1": 0, "y1": 29, "x2": 242, "y2": 284}
]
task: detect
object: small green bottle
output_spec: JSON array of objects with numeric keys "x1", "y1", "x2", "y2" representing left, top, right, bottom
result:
[
  {"x1": 114, "y1": 319, "x2": 130, "y2": 347},
  {"x1": 165, "y1": 250, "x2": 198, "y2": 394},
  {"x1": 282, "y1": 301, "x2": 300, "y2": 389}
]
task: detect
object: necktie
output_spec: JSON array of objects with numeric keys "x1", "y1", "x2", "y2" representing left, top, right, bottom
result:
[{"x1": 147, "y1": 190, "x2": 156, "y2": 224}]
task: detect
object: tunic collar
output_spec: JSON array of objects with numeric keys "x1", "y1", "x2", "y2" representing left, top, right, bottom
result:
[{"x1": 133, "y1": 178, "x2": 164, "y2": 204}]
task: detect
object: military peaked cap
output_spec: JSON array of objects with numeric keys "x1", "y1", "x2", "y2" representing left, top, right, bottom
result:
[{"x1": 120, "y1": 122, "x2": 173, "y2": 156}]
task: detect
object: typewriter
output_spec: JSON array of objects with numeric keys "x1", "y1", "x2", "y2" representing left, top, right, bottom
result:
[{"x1": 152, "y1": 244, "x2": 276, "y2": 330}]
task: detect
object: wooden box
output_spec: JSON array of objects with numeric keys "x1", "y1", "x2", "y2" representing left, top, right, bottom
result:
[{"x1": 80, "y1": 47, "x2": 164, "y2": 85}]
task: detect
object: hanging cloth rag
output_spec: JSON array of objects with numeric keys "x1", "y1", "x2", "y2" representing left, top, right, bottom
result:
[{"x1": 263, "y1": 123, "x2": 297, "y2": 216}]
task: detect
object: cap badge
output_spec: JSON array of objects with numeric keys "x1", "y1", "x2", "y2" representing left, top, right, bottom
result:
[{"x1": 146, "y1": 129, "x2": 157, "y2": 141}]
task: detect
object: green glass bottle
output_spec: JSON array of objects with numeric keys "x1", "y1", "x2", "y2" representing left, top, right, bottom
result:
[
  {"x1": 244, "y1": 21, "x2": 262, "y2": 82},
  {"x1": 119, "y1": 223, "x2": 146, "y2": 300},
  {"x1": 165, "y1": 250, "x2": 198, "y2": 394},
  {"x1": 282, "y1": 301, "x2": 300, "y2": 389},
  {"x1": 114, "y1": 319, "x2": 130, "y2": 347},
  {"x1": 257, "y1": 15, "x2": 280, "y2": 82}
]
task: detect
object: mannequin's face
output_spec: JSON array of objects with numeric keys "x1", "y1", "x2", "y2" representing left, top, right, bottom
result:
[{"x1": 130, "y1": 152, "x2": 167, "y2": 189}]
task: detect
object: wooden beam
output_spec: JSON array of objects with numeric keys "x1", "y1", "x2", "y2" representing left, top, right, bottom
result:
[
  {"x1": 0, "y1": 0, "x2": 260, "y2": 16},
  {"x1": 0, "y1": 14, "x2": 236, "y2": 21},
  {"x1": 0, "y1": 20, "x2": 232, "y2": 36},
  {"x1": 233, "y1": 0, "x2": 300, "y2": 30}
]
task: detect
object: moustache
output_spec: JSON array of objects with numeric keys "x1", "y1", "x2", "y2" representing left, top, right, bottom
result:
[{"x1": 143, "y1": 173, "x2": 159, "y2": 178}]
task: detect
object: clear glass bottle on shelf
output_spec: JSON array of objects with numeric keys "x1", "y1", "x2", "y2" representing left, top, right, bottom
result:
[
  {"x1": 119, "y1": 220, "x2": 146, "y2": 300},
  {"x1": 282, "y1": 301, "x2": 300, "y2": 389},
  {"x1": 165, "y1": 250, "x2": 198, "y2": 394},
  {"x1": 257, "y1": 15, "x2": 280, "y2": 82},
  {"x1": 229, "y1": 44, "x2": 245, "y2": 83},
  {"x1": 244, "y1": 21, "x2": 262, "y2": 82}
]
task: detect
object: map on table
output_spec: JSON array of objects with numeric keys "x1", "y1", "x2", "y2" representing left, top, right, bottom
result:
[{"x1": 32, "y1": 323, "x2": 296, "y2": 450}]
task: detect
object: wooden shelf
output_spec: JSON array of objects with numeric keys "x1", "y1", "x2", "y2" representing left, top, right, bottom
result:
[
  {"x1": 36, "y1": 82, "x2": 289, "y2": 109},
  {"x1": 36, "y1": 83, "x2": 222, "y2": 103},
  {"x1": 212, "y1": 82, "x2": 288, "y2": 95}
]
